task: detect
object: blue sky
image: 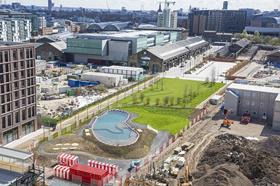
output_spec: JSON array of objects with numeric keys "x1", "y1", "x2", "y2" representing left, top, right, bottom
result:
[{"x1": 8, "y1": 0, "x2": 280, "y2": 11}]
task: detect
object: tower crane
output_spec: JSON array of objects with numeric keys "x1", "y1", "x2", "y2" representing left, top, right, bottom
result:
[{"x1": 158, "y1": 0, "x2": 176, "y2": 9}]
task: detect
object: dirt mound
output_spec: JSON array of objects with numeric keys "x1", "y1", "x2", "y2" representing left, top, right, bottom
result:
[
  {"x1": 194, "y1": 164, "x2": 253, "y2": 186},
  {"x1": 193, "y1": 134, "x2": 280, "y2": 186}
]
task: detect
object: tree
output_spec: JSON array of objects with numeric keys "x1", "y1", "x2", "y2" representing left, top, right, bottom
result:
[
  {"x1": 170, "y1": 96, "x2": 175, "y2": 106},
  {"x1": 184, "y1": 86, "x2": 189, "y2": 98},
  {"x1": 40, "y1": 116, "x2": 57, "y2": 128},
  {"x1": 241, "y1": 30, "x2": 249, "y2": 39},
  {"x1": 155, "y1": 98, "x2": 160, "y2": 106},
  {"x1": 140, "y1": 93, "x2": 145, "y2": 103},
  {"x1": 132, "y1": 94, "x2": 137, "y2": 104},
  {"x1": 204, "y1": 77, "x2": 210, "y2": 84},
  {"x1": 253, "y1": 31, "x2": 261, "y2": 43},
  {"x1": 145, "y1": 97, "x2": 151, "y2": 105},
  {"x1": 176, "y1": 97, "x2": 181, "y2": 105},
  {"x1": 182, "y1": 98, "x2": 187, "y2": 108},
  {"x1": 163, "y1": 96, "x2": 169, "y2": 106},
  {"x1": 211, "y1": 68, "x2": 216, "y2": 84}
]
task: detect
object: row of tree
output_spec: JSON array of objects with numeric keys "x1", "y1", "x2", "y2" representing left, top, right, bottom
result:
[{"x1": 235, "y1": 30, "x2": 280, "y2": 46}]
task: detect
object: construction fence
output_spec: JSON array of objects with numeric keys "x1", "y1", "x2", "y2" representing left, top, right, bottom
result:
[{"x1": 124, "y1": 107, "x2": 209, "y2": 180}]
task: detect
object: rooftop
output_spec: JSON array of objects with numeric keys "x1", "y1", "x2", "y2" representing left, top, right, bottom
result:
[
  {"x1": 228, "y1": 83, "x2": 280, "y2": 94},
  {"x1": 0, "y1": 147, "x2": 33, "y2": 161},
  {"x1": 77, "y1": 30, "x2": 163, "y2": 39},
  {"x1": 82, "y1": 72, "x2": 124, "y2": 78},
  {"x1": 101, "y1": 65, "x2": 144, "y2": 71},
  {"x1": 147, "y1": 37, "x2": 208, "y2": 61},
  {"x1": 0, "y1": 168, "x2": 22, "y2": 186},
  {"x1": 70, "y1": 164, "x2": 108, "y2": 177}
]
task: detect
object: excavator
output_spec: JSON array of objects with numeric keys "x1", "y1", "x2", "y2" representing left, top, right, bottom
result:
[
  {"x1": 221, "y1": 119, "x2": 234, "y2": 129},
  {"x1": 181, "y1": 165, "x2": 192, "y2": 186},
  {"x1": 124, "y1": 178, "x2": 152, "y2": 186}
]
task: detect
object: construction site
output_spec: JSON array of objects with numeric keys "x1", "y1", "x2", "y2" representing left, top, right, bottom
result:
[
  {"x1": 125, "y1": 103, "x2": 280, "y2": 186},
  {"x1": 124, "y1": 40, "x2": 280, "y2": 186}
]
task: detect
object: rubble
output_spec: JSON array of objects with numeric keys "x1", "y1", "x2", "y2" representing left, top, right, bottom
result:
[{"x1": 193, "y1": 134, "x2": 280, "y2": 186}]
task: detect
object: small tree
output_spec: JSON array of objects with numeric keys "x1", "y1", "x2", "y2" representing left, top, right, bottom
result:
[
  {"x1": 204, "y1": 77, "x2": 210, "y2": 84},
  {"x1": 184, "y1": 86, "x2": 189, "y2": 98},
  {"x1": 40, "y1": 116, "x2": 57, "y2": 128},
  {"x1": 163, "y1": 96, "x2": 169, "y2": 106},
  {"x1": 211, "y1": 68, "x2": 216, "y2": 84},
  {"x1": 140, "y1": 93, "x2": 145, "y2": 103},
  {"x1": 176, "y1": 97, "x2": 181, "y2": 105},
  {"x1": 145, "y1": 97, "x2": 151, "y2": 105},
  {"x1": 132, "y1": 94, "x2": 137, "y2": 104},
  {"x1": 155, "y1": 98, "x2": 160, "y2": 106},
  {"x1": 182, "y1": 98, "x2": 187, "y2": 108},
  {"x1": 170, "y1": 96, "x2": 175, "y2": 106}
]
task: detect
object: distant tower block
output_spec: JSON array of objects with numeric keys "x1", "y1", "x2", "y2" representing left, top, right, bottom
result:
[{"x1": 223, "y1": 1, "x2": 228, "y2": 10}]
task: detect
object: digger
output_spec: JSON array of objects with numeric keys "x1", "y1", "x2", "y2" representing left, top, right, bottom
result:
[{"x1": 220, "y1": 119, "x2": 234, "y2": 129}]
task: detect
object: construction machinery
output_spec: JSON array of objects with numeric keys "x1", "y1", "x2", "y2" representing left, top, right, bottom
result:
[
  {"x1": 241, "y1": 111, "x2": 251, "y2": 124},
  {"x1": 158, "y1": 0, "x2": 176, "y2": 9},
  {"x1": 180, "y1": 165, "x2": 192, "y2": 186},
  {"x1": 124, "y1": 177, "x2": 152, "y2": 186},
  {"x1": 221, "y1": 119, "x2": 234, "y2": 128}
]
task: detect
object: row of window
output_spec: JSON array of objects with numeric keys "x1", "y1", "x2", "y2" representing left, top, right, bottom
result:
[
  {"x1": 1, "y1": 106, "x2": 36, "y2": 129},
  {"x1": 1, "y1": 95, "x2": 36, "y2": 114},
  {"x1": 0, "y1": 48, "x2": 34, "y2": 63},
  {"x1": 0, "y1": 60, "x2": 35, "y2": 73}
]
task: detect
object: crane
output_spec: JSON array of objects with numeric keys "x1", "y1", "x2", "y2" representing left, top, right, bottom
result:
[{"x1": 158, "y1": 0, "x2": 176, "y2": 9}]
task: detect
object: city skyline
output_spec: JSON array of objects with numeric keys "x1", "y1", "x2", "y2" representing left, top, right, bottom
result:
[{"x1": 6, "y1": 0, "x2": 280, "y2": 11}]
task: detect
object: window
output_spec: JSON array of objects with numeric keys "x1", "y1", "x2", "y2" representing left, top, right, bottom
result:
[
  {"x1": 7, "y1": 115, "x2": 11, "y2": 126},
  {"x1": 2, "y1": 117, "x2": 6, "y2": 129},
  {"x1": 16, "y1": 112, "x2": 20, "y2": 123}
]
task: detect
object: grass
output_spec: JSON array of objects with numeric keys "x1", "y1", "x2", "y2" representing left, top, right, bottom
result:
[{"x1": 115, "y1": 78, "x2": 224, "y2": 134}]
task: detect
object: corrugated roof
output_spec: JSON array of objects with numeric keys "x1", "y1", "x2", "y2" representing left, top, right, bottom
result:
[
  {"x1": 147, "y1": 37, "x2": 208, "y2": 61},
  {"x1": 228, "y1": 83, "x2": 280, "y2": 94},
  {"x1": 49, "y1": 41, "x2": 67, "y2": 51},
  {"x1": 0, "y1": 147, "x2": 32, "y2": 161},
  {"x1": 234, "y1": 38, "x2": 251, "y2": 48}
]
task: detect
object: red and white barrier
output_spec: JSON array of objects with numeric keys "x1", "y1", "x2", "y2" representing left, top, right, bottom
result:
[
  {"x1": 57, "y1": 153, "x2": 79, "y2": 167},
  {"x1": 53, "y1": 165, "x2": 71, "y2": 180},
  {"x1": 88, "y1": 160, "x2": 118, "y2": 176}
]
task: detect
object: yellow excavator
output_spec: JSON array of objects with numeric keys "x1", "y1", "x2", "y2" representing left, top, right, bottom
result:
[
  {"x1": 181, "y1": 165, "x2": 192, "y2": 186},
  {"x1": 221, "y1": 119, "x2": 234, "y2": 129},
  {"x1": 124, "y1": 178, "x2": 152, "y2": 186}
]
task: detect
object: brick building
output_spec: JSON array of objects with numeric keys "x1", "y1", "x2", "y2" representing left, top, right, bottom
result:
[{"x1": 0, "y1": 42, "x2": 38, "y2": 144}]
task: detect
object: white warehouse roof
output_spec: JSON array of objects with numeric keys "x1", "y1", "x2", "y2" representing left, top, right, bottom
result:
[
  {"x1": 228, "y1": 83, "x2": 280, "y2": 94},
  {"x1": 101, "y1": 65, "x2": 144, "y2": 72},
  {"x1": 82, "y1": 72, "x2": 124, "y2": 78}
]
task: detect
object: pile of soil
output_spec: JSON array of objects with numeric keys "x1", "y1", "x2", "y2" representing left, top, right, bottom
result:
[{"x1": 193, "y1": 134, "x2": 280, "y2": 186}]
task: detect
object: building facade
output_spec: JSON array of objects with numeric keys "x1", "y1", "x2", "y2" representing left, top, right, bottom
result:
[
  {"x1": 188, "y1": 10, "x2": 247, "y2": 36},
  {"x1": 224, "y1": 83, "x2": 280, "y2": 130},
  {"x1": 64, "y1": 30, "x2": 181, "y2": 66},
  {"x1": 0, "y1": 43, "x2": 38, "y2": 144},
  {"x1": 0, "y1": 18, "x2": 32, "y2": 42},
  {"x1": 157, "y1": 9, "x2": 178, "y2": 28},
  {"x1": 136, "y1": 37, "x2": 209, "y2": 73},
  {"x1": 245, "y1": 15, "x2": 280, "y2": 36}
]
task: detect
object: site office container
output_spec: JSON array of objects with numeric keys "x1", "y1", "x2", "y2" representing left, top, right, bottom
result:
[{"x1": 70, "y1": 164, "x2": 109, "y2": 186}]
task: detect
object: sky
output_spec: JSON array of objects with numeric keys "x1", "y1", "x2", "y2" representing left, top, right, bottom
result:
[{"x1": 6, "y1": 0, "x2": 280, "y2": 11}]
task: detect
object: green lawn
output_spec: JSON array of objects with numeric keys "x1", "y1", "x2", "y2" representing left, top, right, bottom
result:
[{"x1": 115, "y1": 78, "x2": 224, "y2": 134}]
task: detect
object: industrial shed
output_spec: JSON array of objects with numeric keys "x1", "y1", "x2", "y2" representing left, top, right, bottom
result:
[
  {"x1": 224, "y1": 83, "x2": 280, "y2": 131},
  {"x1": 36, "y1": 40, "x2": 67, "y2": 61},
  {"x1": 139, "y1": 37, "x2": 209, "y2": 73},
  {"x1": 229, "y1": 38, "x2": 251, "y2": 56},
  {"x1": 87, "y1": 21, "x2": 131, "y2": 32},
  {"x1": 266, "y1": 49, "x2": 280, "y2": 67}
]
